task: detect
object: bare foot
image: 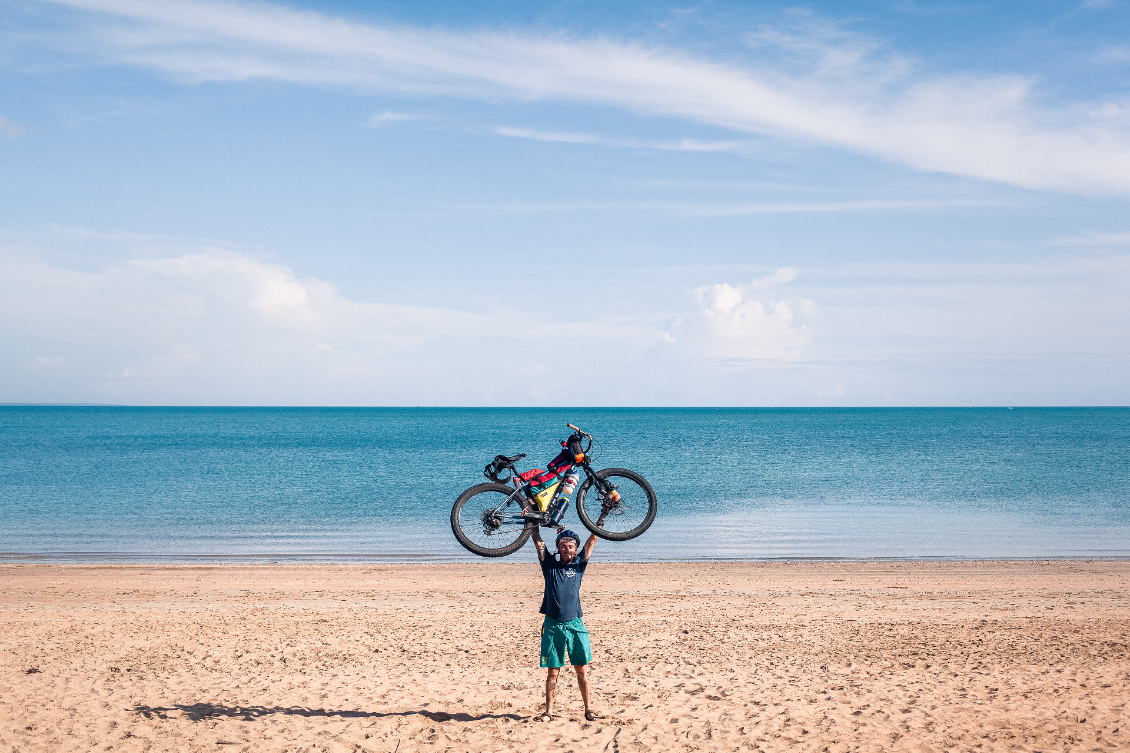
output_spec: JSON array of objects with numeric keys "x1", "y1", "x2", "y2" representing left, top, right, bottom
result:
[{"x1": 584, "y1": 710, "x2": 601, "y2": 721}]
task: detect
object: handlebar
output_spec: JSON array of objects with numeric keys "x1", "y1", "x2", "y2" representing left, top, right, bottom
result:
[
  {"x1": 567, "y1": 423, "x2": 591, "y2": 438},
  {"x1": 566, "y1": 423, "x2": 594, "y2": 459},
  {"x1": 484, "y1": 425, "x2": 596, "y2": 483}
]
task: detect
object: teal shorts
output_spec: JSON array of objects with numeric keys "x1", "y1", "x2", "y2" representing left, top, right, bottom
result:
[{"x1": 540, "y1": 617, "x2": 592, "y2": 668}]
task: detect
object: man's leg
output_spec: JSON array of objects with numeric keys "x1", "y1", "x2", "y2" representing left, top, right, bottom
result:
[
  {"x1": 574, "y1": 664, "x2": 591, "y2": 716},
  {"x1": 544, "y1": 667, "x2": 560, "y2": 716}
]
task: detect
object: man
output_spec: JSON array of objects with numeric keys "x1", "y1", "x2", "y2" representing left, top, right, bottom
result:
[{"x1": 531, "y1": 523, "x2": 604, "y2": 722}]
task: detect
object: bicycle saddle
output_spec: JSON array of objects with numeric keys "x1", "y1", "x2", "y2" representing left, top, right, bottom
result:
[{"x1": 497, "y1": 453, "x2": 527, "y2": 463}]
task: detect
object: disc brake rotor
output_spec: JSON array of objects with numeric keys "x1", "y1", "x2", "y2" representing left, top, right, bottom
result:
[{"x1": 601, "y1": 486, "x2": 623, "y2": 514}]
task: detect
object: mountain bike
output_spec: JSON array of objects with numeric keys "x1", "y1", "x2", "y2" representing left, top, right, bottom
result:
[{"x1": 450, "y1": 423, "x2": 658, "y2": 557}]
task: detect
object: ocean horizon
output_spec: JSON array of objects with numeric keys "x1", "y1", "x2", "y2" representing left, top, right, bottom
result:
[{"x1": 3, "y1": 406, "x2": 1128, "y2": 564}]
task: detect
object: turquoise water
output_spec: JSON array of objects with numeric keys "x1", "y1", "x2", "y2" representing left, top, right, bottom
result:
[{"x1": 1, "y1": 407, "x2": 1128, "y2": 562}]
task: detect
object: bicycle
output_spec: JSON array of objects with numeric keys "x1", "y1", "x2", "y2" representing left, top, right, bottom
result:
[{"x1": 450, "y1": 423, "x2": 658, "y2": 557}]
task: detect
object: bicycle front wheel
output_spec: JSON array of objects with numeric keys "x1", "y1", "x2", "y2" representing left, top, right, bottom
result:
[
  {"x1": 451, "y1": 483, "x2": 533, "y2": 557},
  {"x1": 575, "y1": 468, "x2": 657, "y2": 541}
]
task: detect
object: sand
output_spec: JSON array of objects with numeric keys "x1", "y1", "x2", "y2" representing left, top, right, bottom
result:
[{"x1": 1, "y1": 560, "x2": 1127, "y2": 752}]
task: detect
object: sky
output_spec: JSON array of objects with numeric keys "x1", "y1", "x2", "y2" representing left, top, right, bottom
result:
[{"x1": 1, "y1": 0, "x2": 1129, "y2": 406}]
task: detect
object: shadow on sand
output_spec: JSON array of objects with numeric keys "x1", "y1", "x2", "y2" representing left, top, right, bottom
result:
[{"x1": 133, "y1": 702, "x2": 523, "y2": 723}]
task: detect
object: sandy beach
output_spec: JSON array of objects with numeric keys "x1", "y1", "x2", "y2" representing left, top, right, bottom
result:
[{"x1": 1, "y1": 560, "x2": 1127, "y2": 752}]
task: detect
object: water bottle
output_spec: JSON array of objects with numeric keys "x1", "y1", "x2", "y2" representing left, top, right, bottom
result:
[{"x1": 550, "y1": 472, "x2": 582, "y2": 524}]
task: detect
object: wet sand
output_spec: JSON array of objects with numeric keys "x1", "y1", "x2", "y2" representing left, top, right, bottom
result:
[{"x1": 2, "y1": 560, "x2": 1127, "y2": 752}]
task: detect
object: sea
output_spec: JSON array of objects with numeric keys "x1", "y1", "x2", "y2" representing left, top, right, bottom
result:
[{"x1": 1, "y1": 407, "x2": 1128, "y2": 563}]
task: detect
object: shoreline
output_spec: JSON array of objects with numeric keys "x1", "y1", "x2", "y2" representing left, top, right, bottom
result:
[
  {"x1": 5, "y1": 553, "x2": 1130, "y2": 564},
  {"x1": 4, "y1": 560, "x2": 1127, "y2": 751}
]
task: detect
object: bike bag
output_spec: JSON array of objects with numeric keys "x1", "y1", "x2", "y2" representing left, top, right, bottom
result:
[
  {"x1": 519, "y1": 450, "x2": 574, "y2": 487},
  {"x1": 520, "y1": 449, "x2": 576, "y2": 508},
  {"x1": 566, "y1": 437, "x2": 585, "y2": 463}
]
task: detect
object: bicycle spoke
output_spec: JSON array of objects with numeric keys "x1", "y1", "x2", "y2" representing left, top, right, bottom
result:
[
  {"x1": 575, "y1": 468, "x2": 657, "y2": 542},
  {"x1": 451, "y1": 484, "x2": 533, "y2": 556}
]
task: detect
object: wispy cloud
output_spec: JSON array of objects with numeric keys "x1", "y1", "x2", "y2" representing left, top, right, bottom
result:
[
  {"x1": 791, "y1": 253, "x2": 1130, "y2": 371},
  {"x1": 494, "y1": 126, "x2": 751, "y2": 152},
  {"x1": 675, "y1": 199, "x2": 1001, "y2": 216},
  {"x1": 453, "y1": 197, "x2": 1001, "y2": 216},
  {"x1": 1091, "y1": 45, "x2": 1130, "y2": 64},
  {"x1": 1046, "y1": 230, "x2": 1130, "y2": 247},
  {"x1": 0, "y1": 116, "x2": 26, "y2": 139},
  {"x1": 367, "y1": 110, "x2": 425, "y2": 127},
  {"x1": 743, "y1": 8, "x2": 905, "y2": 82},
  {"x1": 494, "y1": 127, "x2": 599, "y2": 145},
  {"x1": 39, "y1": 0, "x2": 1130, "y2": 194}
]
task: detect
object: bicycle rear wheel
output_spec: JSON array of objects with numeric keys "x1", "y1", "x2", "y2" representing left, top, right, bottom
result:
[
  {"x1": 450, "y1": 483, "x2": 533, "y2": 557},
  {"x1": 575, "y1": 468, "x2": 657, "y2": 541}
]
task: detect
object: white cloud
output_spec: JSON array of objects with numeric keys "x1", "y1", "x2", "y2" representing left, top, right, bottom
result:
[
  {"x1": 743, "y1": 8, "x2": 905, "y2": 83},
  {"x1": 494, "y1": 126, "x2": 751, "y2": 152},
  {"x1": 14, "y1": 246, "x2": 662, "y2": 347},
  {"x1": 0, "y1": 239, "x2": 675, "y2": 402},
  {"x1": 1092, "y1": 45, "x2": 1130, "y2": 64},
  {"x1": 38, "y1": 0, "x2": 1130, "y2": 193},
  {"x1": 494, "y1": 126, "x2": 599, "y2": 145},
  {"x1": 129, "y1": 251, "x2": 322, "y2": 324},
  {"x1": 684, "y1": 198, "x2": 1012, "y2": 216},
  {"x1": 453, "y1": 197, "x2": 999, "y2": 216},
  {"x1": 367, "y1": 110, "x2": 424, "y2": 127},
  {"x1": 684, "y1": 268, "x2": 815, "y2": 361},
  {"x1": 748, "y1": 268, "x2": 797, "y2": 288},
  {"x1": 1046, "y1": 231, "x2": 1130, "y2": 247},
  {"x1": 0, "y1": 116, "x2": 26, "y2": 139},
  {"x1": 4, "y1": 231, "x2": 1129, "y2": 405}
]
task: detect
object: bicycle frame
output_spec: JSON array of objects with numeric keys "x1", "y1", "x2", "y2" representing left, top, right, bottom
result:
[{"x1": 490, "y1": 436, "x2": 607, "y2": 528}]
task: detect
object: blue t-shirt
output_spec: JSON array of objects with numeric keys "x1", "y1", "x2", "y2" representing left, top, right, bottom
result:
[{"x1": 539, "y1": 551, "x2": 588, "y2": 621}]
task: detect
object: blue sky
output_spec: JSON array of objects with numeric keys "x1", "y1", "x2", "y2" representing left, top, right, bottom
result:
[{"x1": 2, "y1": 0, "x2": 1128, "y2": 405}]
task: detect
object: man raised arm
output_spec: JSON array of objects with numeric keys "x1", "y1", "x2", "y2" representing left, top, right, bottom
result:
[{"x1": 530, "y1": 518, "x2": 605, "y2": 722}]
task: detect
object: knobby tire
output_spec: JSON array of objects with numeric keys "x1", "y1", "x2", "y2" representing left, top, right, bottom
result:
[
  {"x1": 575, "y1": 468, "x2": 657, "y2": 541},
  {"x1": 450, "y1": 482, "x2": 533, "y2": 557}
]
